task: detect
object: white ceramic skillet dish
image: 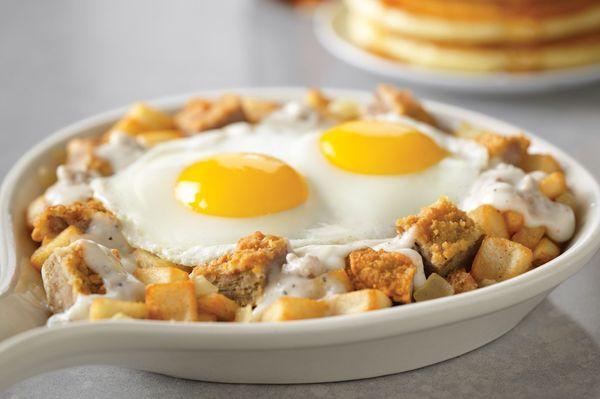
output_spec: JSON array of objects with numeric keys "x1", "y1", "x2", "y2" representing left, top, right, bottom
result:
[{"x1": 0, "y1": 88, "x2": 599, "y2": 390}]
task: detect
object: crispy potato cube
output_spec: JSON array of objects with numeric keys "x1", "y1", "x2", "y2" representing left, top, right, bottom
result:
[
  {"x1": 346, "y1": 248, "x2": 416, "y2": 303},
  {"x1": 471, "y1": 237, "x2": 533, "y2": 283},
  {"x1": 468, "y1": 205, "x2": 509, "y2": 239},
  {"x1": 326, "y1": 99, "x2": 361, "y2": 121},
  {"x1": 520, "y1": 153, "x2": 562, "y2": 173},
  {"x1": 323, "y1": 289, "x2": 391, "y2": 316},
  {"x1": 397, "y1": 198, "x2": 484, "y2": 277},
  {"x1": 241, "y1": 97, "x2": 280, "y2": 123},
  {"x1": 31, "y1": 225, "x2": 83, "y2": 270},
  {"x1": 555, "y1": 190, "x2": 577, "y2": 210},
  {"x1": 125, "y1": 102, "x2": 174, "y2": 131},
  {"x1": 133, "y1": 266, "x2": 189, "y2": 285},
  {"x1": 479, "y1": 279, "x2": 498, "y2": 287},
  {"x1": 511, "y1": 226, "x2": 545, "y2": 250},
  {"x1": 133, "y1": 249, "x2": 190, "y2": 272},
  {"x1": 413, "y1": 273, "x2": 454, "y2": 302},
  {"x1": 261, "y1": 297, "x2": 329, "y2": 322},
  {"x1": 503, "y1": 211, "x2": 524, "y2": 236},
  {"x1": 193, "y1": 275, "x2": 219, "y2": 297},
  {"x1": 110, "y1": 117, "x2": 148, "y2": 136},
  {"x1": 197, "y1": 293, "x2": 240, "y2": 322},
  {"x1": 146, "y1": 281, "x2": 197, "y2": 321},
  {"x1": 136, "y1": 130, "x2": 184, "y2": 147},
  {"x1": 197, "y1": 313, "x2": 218, "y2": 322},
  {"x1": 89, "y1": 298, "x2": 147, "y2": 320},
  {"x1": 234, "y1": 305, "x2": 253, "y2": 323},
  {"x1": 305, "y1": 88, "x2": 330, "y2": 110},
  {"x1": 539, "y1": 172, "x2": 567, "y2": 200},
  {"x1": 446, "y1": 268, "x2": 478, "y2": 294},
  {"x1": 322, "y1": 269, "x2": 354, "y2": 293},
  {"x1": 27, "y1": 196, "x2": 47, "y2": 229},
  {"x1": 533, "y1": 237, "x2": 561, "y2": 267}
]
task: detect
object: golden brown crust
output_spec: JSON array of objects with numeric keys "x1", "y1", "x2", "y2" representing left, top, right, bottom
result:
[
  {"x1": 191, "y1": 232, "x2": 288, "y2": 306},
  {"x1": 174, "y1": 94, "x2": 247, "y2": 134},
  {"x1": 474, "y1": 132, "x2": 530, "y2": 165},
  {"x1": 446, "y1": 268, "x2": 478, "y2": 294},
  {"x1": 31, "y1": 199, "x2": 110, "y2": 243},
  {"x1": 397, "y1": 197, "x2": 484, "y2": 276},
  {"x1": 369, "y1": 84, "x2": 438, "y2": 127},
  {"x1": 346, "y1": 248, "x2": 416, "y2": 304}
]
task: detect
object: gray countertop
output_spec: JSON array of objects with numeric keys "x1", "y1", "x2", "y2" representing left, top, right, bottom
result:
[{"x1": 1, "y1": 1, "x2": 600, "y2": 398}]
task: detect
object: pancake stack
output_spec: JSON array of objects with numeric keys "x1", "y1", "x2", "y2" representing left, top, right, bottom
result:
[{"x1": 344, "y1": 0, "x2": 600, "y2": 72}]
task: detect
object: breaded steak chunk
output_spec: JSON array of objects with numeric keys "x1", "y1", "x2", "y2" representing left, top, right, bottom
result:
[
  {"x1": 369, "y1": 84, "x2": 438, "y2": 128},
  {"x1": 191, "y1": 232, "x2": 288, "y2": 306},
  {"x1": 174, "y1": 94, "x2": 246, "y2": 134},
  {"x1": 397, "y1": 198, "x2": 484, "y2": 277},
  {"x1": 31, "y1": 199, "x2": 109, "y2": 242},
  {"x1": 346, "y1": 248, "x2": 416, "y2": 304},
  {"x1": 66, "y1": 137, "x2": 112, "y2": 175},
  {"x1": 474, "y1": 132, "x2": 530, "y2": 166},
  {"x1": 41, "y1": 242, "x2": 106, "y2": 313}
]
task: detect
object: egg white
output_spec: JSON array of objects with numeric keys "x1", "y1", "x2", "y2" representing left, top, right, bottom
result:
[{"x1": 92, "y1": 108, "x2": 488, "y2": 266}]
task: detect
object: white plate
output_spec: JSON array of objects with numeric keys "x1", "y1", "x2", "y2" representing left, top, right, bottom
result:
[
  {"x1": 314, "y1": 3, "x2": 600, "y2": 94},
  {"x1": 0, "y1": 88, "x2": 599, "y2": 389}
]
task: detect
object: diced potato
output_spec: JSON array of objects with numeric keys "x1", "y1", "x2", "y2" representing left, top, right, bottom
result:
[
  {"x1": 133, "y1": 249, "x2": 190, "y2": 272},
  {"x1": 133, "y1": 266, "x2": 189, "y2": 285},
  {"x1": 468, "y1": 205, "x2": 509, "y2": 239},
  {"x1": 146, "y1": 281, "x2": 198, "y2": 321},
  {"x1": 111, "y1": 312, "x2": 133, "y2": 320},
  {"x1": 193, "y1": 275, "x2": 219, "y2": 297},
  {"x1": 539, "y1": 172, "x2": 567, "y2": 200},
  {"x1": 556, "y1": 190, "x2": 577, "y2": 211},
  {"x1": 533, "y1": 237, "x2": 561, "y2": 267},
  {"x1": 197, "y1": 313, "x2": 218, "y2": 322},
  {"x1": 197, "y1": 293, "x2": 240, "y2": 321},
  {"x1": 323, "y1": 289, "x2": 391, "y2": 316},
  {"x1": 413, "y1": 274, "x2": 454, "y2": 302},
  {"x1": 326, "y1": 99, "x2": 361, "y2": 121},
  {"x1": 511, "y1": 226, "x2": 545, "y2": 250},
  {"x1": 478, "y1": 279, "x2": 498, "y2": 287},
  {"x1": 89, "y1": 298, "x2": 147, "y2": 320},
  {"x1": 234, "y1": 305, "x2": 253, "y2": 323},
  {"x1": 503, "y1": 210, "x2": 524, "y2": 236},
  {"x1": 322, "y1": 269, "x2": 354, "y2": 293},
  {"x1": 520, "y1": 153, "x2": 562, "y2": 173},
  {"x1": 136, "y1": 130, "x2": 184, "y2": 147},
  {"x1": 110, "y1": 117, "x2": 148, "y2": 135},
  {"x1": 471, "y1": 237, "x2": 533, "y2": 283},
  {"x1": 305, "y1": 88, "x2": 330, "y2": 110},
  {"x1": 31, "y1": 225, "x2": 83, "y2": 270},
  {"x1": 126, "y1": 102, "x2": 174, "y2": 131},
  {"x1": 261, "y1": 297, "x2": 329, "y2": 322}
]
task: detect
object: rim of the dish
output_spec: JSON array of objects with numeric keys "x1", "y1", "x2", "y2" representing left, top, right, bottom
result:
[
  {"x1": 314, "y1": 2, "x2": 600, "y2": 93},
  {"x1": 1, "y1": 87, "x2": 599, "y2": 347}
]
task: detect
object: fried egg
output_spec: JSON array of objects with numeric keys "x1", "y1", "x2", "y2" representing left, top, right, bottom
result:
[{"x1": 92, "y1": 106, "x2": 487, "y2": 266}]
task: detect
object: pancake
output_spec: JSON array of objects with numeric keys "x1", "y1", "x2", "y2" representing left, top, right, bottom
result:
[
  {"x1": 347, "y1": 12, "x2": 600, "y2": 72},
  {"x1": 345, "y1": 0, "x2": 600, "y2": 44}
]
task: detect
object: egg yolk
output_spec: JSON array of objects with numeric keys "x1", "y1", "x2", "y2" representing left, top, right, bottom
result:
[
  {"x1": 174, "y1": 153, "x2": 308, "y2": 217},
  {"x1": 320, "y1": 121, "x2": 448, "y2": 175}
]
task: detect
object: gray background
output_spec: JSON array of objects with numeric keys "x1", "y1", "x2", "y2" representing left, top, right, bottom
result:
[{"x1": 1, "y1": 1, "x2": 600, "y2": 398}]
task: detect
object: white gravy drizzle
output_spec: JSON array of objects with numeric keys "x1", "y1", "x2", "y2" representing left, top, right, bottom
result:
[
  {"x1": 44, "y1": 166, "x2": 95, "y2": 206},
  {"x1": 94, "y1": 131, "x2": 145, "y2": 172},
  {"x1": 47, "y1": 239, "x2": 145, "y2": 325},
  {"x1": 253, "y1": 228, "x2": 425, "y2": 318},
  {"x1": 462, "y1": 163, "x2": 575, "y2": 242}
]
